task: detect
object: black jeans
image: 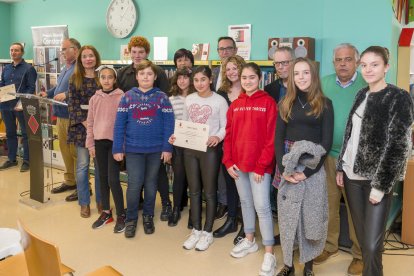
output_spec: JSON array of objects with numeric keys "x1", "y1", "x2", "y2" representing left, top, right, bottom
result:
[
  {"x1": 344, "y1": 173, "x2": 392, "y2": 276},
  {"x1": 171, "y1": 146, "x2": 188, "y2": 208},
  {"x1": 221, "y1": 164, "x2": 239, "y2": 217},
  {"x1": 184, "y1": 147, "x2": 219, "y2": 232},
  {"x1": 158, "y1": 162, "x2": 171, "y2": 206},
  {"x1": 95, "y1": 140, "x2": 124, "y2": 216}
]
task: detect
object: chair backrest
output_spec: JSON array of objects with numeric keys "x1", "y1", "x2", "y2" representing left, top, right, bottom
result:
[{"x1": 18, "y1": 221, "x2": 64, "y2": 276}]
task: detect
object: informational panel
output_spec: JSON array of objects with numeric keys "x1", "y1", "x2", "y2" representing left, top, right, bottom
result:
[
  {"x1": 31, "y1": 25, "x2": 68, "y2": 93},
  {"x1": 31, "y1": 25, "x2": 68, "y2": 169}
]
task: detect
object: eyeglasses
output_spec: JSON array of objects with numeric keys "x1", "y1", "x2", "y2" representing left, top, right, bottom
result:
[
  {"x1": 334, "y1": 57, "x2": 354, "y2": 63},
  {"x1": 60, "y1": 46, "x2": 75, "y2": 52},
  {"x1": 273, "y1": 60, "x2": 292, "y2": 67},
  {"x1": 217, "y1": 46, "x2": 235, "y2": 52}
]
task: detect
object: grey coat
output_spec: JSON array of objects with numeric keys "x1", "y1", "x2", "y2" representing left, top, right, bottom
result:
[{"x1": 277, "y1": 140, "x2": 328, "y2": 266}]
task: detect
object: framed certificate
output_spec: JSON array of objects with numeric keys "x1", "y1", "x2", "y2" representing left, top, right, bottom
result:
[{"x1": 174, "y1": 119, "x2": 209, "y2": 152}]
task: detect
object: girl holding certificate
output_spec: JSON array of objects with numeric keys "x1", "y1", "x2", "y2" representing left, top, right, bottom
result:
[
  {"x1": 222, "y1": 62, "x2": 277, "y2": 276},
  {"x1": 170, "y1": 66, "x2": 228, "y2": 251}
]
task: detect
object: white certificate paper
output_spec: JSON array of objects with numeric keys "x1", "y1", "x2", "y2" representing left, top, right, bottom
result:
[
  {"x1": 174, "y1": 120, "x2": 209, "y2": 152},
  {"x1": 0, "y1": 84, "x2": 17, "y2": 102}
]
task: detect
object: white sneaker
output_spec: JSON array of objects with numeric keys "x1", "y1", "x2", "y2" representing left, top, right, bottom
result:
[
  {"x1": 183, "y1": 229, "x2": 202, "y2": 250},
  {"x1": 259, "y1": 253, "x2": 276, "y2": 276},
  {"x1": 195, "y1": 231, "x2": 214, "y2": 251},
  {"x1": 230, "y1": 237, "x2": 259, "y2": 258}
]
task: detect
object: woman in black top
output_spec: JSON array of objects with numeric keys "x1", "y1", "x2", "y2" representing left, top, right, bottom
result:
[
  {"x1": 275, "y1": 57, "x2": 333, "y2": 276},
  {"x1": 214, "y1": 55, "x2": 246, "y2": 242}
]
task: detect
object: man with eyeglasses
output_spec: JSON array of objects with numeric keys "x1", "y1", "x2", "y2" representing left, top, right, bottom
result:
[
  {"x1": 212, "y1": 36, "x2": 237, "y2": 91},
  {"x1": 40, "y1": 38, "x2": 81, "y2": 201},
  {"x1": 264, "y1": 46, "x2": 295, "y2": 103},
  {"x1": 313, "y1": 43, "x2": 366, "y2": 276}
]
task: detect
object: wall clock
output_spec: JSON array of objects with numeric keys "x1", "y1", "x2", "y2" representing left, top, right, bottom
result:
[{"x1": 106, "y1": 0, "x2": 137, "y2": 38}]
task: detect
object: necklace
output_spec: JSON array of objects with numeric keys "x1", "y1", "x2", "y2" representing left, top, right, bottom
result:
[{"x1": 297, "y1": 97, "x2": 308, "y2": 109}]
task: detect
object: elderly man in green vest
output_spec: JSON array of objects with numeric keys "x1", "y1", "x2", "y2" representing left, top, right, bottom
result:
[{"x1": 314, "y1": 43, "x2": 366, "y2": 276}]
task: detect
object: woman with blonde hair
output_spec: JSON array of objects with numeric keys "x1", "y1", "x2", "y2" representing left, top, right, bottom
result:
[
  {"x1": 214, "y1": 55, "x2": 246, "y2": 241},
  {"x1": 275, "y1": 57, "x2": 333, "y2": 276}
]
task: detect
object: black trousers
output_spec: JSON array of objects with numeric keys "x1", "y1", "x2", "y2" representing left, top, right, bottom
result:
[
  {"x1": 184, "y1": 147, "x2": 219, "y2": 232},
  {"x1": 171, "y1": 146, "x2": 188, "y2": 208},
  {"x1": 217, "y1": 144, "x2": 239, "y2": 217},
  {"x1": 344, "y1": 173, "x2": 392, "y2": 276},
  {"x1": 158, "y1": 162, "x2": 171, "y2": 206},
  {"x1": 95, "y1": 140, "x2": 124, "y2": 216},
  {"x1": 221, "y1": 164, "x2": 239, "y2": 217}
]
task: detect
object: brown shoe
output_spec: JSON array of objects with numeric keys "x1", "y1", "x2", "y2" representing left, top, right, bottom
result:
[
  {"x1": 51, "y1": 183, "x2": 76, "y2": 194},
  {"x1": 347, "y1": 258, "x2": 363, "y2": 276},
  {"x1": 80, "y1": 205, "x2": 91, "y2": 218},
  {"x1": 313, "y1": 250, "x2": 339, "y2": 265}
]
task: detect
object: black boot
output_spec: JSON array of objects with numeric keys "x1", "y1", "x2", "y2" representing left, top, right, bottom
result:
[
  {"x1": 187, "y1": 209, "x2": 193, "y2": 229},
  {"x1": 160, "y1": 202, "x2": 172, "y2": 221},
  {"x1": 168, "y1": 206, "x2": 181, "y2": 227},
  {"x1": 303, "y1": 260, "x2": 314, "y2": 276},
  {"x1": 143, "y1": 215, "x2": 155, "y2": 234},
  {"x1": 213, "y1": 216, "x2": 238, "y2": 238},
  {"x1": 233, "y1": 223, "x2": 246, "y2": 245},
  {"x1": 277, "y1": 265, "x2": 295, "y2": 276}
]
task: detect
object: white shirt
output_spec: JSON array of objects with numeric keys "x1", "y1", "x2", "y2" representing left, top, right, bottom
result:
[
  {"x1": 342, "y1": 92, "x2": 384, "y2": 201},
  {"x1": 183, "y1": 92, "x2": 228, "y2": 141}
]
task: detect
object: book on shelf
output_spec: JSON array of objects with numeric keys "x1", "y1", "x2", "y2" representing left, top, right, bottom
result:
[
  {"x1": 120, "y1": 45, "x2": 131, "y2": 61},
  {"x1": 191, "y1": 43, "x2": 210, "y2": 61},
  {"x1": 164, "y1": 68, "x2": 176, "y2": 79}
]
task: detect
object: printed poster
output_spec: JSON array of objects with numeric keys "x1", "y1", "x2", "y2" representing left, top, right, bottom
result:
[{"x1": 228, "y1": 24, "x2": 251, "y2": 60}]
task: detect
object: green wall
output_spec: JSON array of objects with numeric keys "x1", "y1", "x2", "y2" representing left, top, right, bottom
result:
[
  {"x1": 0, "y1": 2, "x2": 11, "y2": 58},
  {"x1": 1, "y1": 0, "x2": 401, "y2": 80}
]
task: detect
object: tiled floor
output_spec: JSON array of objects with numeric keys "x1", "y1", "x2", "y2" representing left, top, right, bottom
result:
[{"x1": 1, "y1": 157, "x2": 413, "y2": 275}]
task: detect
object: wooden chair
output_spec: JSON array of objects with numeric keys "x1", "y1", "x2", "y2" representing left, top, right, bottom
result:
[
  {"x1": 18, "y1": 220, "x2": 75, "y2": 276},
  {"x1": 13, "y1": 221, "x2": 123, "y2": 276},
  {"x1": 85, "y1": 265, "x2": 123, "y2": 276},
  {"x1": 0, "y1": 253, "x2": 28, "y2": 276}
]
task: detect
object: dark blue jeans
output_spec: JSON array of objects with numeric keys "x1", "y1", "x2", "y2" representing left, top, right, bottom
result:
[
  {"x1": 1, "y1": 109, "x2": 29, "y2": 162},
  {"x1": 125, "y1": 152, "x2": 161, "y2": 222}
]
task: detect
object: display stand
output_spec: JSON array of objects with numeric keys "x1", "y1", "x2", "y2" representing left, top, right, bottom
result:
[{"x1": 11, "y1": 92, "x2": 67, "y2": 208}]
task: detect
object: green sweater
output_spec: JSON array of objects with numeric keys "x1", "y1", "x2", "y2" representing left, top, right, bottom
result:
[{"x1": 322, "y1": 72, "x2": 367, "y2": 158}]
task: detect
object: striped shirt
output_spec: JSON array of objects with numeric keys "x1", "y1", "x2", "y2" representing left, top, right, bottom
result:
[{"x1": 169, "y1": 95, "x2": 186, "y2": 120}]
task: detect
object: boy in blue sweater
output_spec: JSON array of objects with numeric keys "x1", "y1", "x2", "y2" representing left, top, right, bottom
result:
[{"x1": 113, "y1": 60, "x2": 174, "y2": 238}]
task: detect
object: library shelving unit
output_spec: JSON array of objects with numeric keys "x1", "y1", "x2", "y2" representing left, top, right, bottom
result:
[{"x1": 102, "y1": 59, "x2": 276, "y2": 89}]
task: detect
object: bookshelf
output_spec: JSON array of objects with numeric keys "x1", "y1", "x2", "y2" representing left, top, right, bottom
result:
[{"x1": 102, "y1": 59, "x2": 276, "y2": 88}]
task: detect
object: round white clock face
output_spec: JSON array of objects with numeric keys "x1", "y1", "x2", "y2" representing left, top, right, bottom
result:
[{"x1": 106, "y1": 0, "x2": 137, "y2": 38}]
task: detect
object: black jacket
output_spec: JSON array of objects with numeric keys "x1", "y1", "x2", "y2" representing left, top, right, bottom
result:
[
  {"x1": 264, "y1": 79, "x2": 284, "y2": 103},
  {"x1": 337, "y1": 84, "x2": 414, "y2": 193},
  {"x1": 116, "y1": 63, "x2": 169, "y2": 93}
]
